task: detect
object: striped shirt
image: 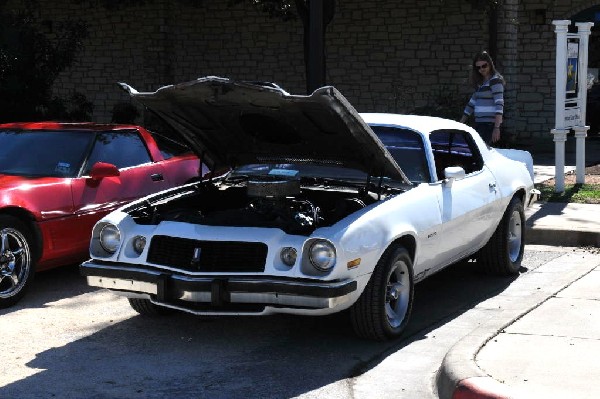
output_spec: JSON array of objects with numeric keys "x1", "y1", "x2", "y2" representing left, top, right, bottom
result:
[{"x1": 463, "y1": 73, "x2": 504, "y2": 123}]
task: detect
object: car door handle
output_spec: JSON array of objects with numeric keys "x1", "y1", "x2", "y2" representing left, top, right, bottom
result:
[
  {"x1": 489, "y1": 182, "x2": 497, "y2": 191},
  {"x1": 151, "y1": 173, "x2": 164, "y2": 182}
]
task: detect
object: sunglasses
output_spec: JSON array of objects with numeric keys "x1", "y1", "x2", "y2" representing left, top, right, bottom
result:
[{"x1": 476, "y1": 63, "x2": 489, "y2": 70}]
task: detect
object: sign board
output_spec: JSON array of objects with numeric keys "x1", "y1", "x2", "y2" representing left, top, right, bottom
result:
[
  {"x1": 553, "y1": 20, "x2": 594, "y2": 191},
  {"x1": 564, "y1": 106, "x2": 581, "y2": 127}
]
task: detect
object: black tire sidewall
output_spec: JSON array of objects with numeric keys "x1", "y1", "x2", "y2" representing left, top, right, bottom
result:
[
  {"x1": 479, "y1": 195, "x2": 525, "y2": 276},
  {"x1": 350, "y1": 245, "x2": 415, "y2": 340},
  {"x1": 128, "y1": 297, "x2": 172, "y2": 316}
]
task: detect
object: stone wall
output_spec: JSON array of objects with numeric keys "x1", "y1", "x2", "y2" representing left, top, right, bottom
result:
[
  {"x1": 24, "y1": 0, "x2": 487, "y2": 123},
  {"x1": 6, "y1": 0, "x2": 600, "y2": 139}
]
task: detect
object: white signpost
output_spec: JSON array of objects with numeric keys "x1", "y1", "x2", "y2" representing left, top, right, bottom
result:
[{"x1": 552, "y1": 20, "x2": 593, "y2": 193}]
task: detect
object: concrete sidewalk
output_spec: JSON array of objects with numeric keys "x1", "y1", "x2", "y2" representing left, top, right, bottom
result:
[
  {"x1": 436, "y1": 136, "x2": 600, "y2": 399},
  {"x1": 436, "y1": 248, "x2": 600, "y2": 399}
]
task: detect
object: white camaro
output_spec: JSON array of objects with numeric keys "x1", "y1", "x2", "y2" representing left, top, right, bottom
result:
[{"x1": 81, "y1": 77, "x2": 538, "y2": 340}]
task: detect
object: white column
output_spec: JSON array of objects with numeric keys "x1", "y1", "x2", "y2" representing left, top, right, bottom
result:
[
  {"x1": 551, "y1": 128, "x2": 569, "y2": 192},
  {"x1": 575, "y1": 22, "x2": 594, "y2": 185},
  {"x1": 553, "y1": 20, "x2": 571, "y2": 193},
  {"x1": 573, "y1": 126, "x2": 589, "y2": 183}
]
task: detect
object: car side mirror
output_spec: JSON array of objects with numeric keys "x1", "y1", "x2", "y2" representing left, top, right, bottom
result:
[
  {"x1": 443, "y1": 166, "x2": 465, "y2": 188},
  {"x1": 89, "y1": 162, "x2": 120, "y2": 180}
]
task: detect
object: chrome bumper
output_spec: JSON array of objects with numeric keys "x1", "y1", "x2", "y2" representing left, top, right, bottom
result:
[{"x1": 81, "y1": 260, "x2": 357, "y2": 311}]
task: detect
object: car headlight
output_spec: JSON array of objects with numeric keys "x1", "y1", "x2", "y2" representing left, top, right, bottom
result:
[
  {"x1": 309, "y1": 240, "x2": 336, "y2": 271},
  {"x1": 99, "y1": 223, "x2": 121, "y2": 254}
]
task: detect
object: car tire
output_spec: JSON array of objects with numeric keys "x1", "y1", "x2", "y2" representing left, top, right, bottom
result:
[
  {"x1": 0, "y1": 215, "x2": 35, "y2": 309},
  {"x1": 479, "y1": 196, "x2": 525, "y2": 276},
  {"x1": 350, "y1": 245, "x2": 414, "y2": 341},
  {"x1": 128, "y1": 298, "x2": 173, "y2": 316}
]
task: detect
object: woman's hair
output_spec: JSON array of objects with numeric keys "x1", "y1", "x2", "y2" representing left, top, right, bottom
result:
[{"x1": 468, "y1": 50, "x2": 505, "y2": 88}]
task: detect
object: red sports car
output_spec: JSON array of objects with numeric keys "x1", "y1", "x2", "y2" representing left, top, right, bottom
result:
[{"x1": 0, "y1": 122, "x2": 201, "y2": 308}]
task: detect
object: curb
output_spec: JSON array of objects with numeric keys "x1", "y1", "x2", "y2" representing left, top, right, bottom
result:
[
  {"x1": 435, "y1": 316, "x2": 521, "y2": 399},
  {"x1": 525, "y1": 226, "x2": 600, "y2": 247},
  {"x1": 435, "y1": 251, "x2": 600, "y2": 399},
  {"x1": 450, "y1": 377, "x2": 513, "y2": 399},
  {"x1": 524, "y1": 201, "x2": 600, "y2": 247}
]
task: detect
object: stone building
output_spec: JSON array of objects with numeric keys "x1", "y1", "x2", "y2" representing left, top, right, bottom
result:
[{"x1": 7, "y1": 0, "x2": 600, "y2": 140}]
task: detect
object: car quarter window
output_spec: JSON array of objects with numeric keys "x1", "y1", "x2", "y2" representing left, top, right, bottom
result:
[
  {"x1": 371, "y1": 125, "x2": 431, "y2": 183},
  {"x1": 429, "y1": 129, "x2": 484, "y2": 180},
  {"x1": 84, "y1": 130, "x2": 152, "y2": 173}
]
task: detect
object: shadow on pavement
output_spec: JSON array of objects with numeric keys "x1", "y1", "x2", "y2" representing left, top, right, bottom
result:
[
  {"x1": 0, "y1": 263, "x2": 99, "y2": 316},
  {"x1": 0, "y1": 249, "x2": 562, "y2": 398}
]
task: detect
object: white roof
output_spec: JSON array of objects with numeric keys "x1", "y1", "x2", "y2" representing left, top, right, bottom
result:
[{"x1": 359, "y1": 113, "x2": 471, "y2": 134}]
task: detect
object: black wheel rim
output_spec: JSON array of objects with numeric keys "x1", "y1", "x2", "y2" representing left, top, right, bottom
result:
[{"x1": 0, "y1": 227, "x2": 31, "y2": 299}]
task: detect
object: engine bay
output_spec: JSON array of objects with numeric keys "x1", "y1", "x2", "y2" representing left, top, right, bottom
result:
[{"x1": 126, "y1": 177, "x2": 401, "y2": 235}]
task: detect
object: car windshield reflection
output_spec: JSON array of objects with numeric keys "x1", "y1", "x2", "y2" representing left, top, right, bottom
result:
[
  {"x1": 228, "y1": 163, "x2": 411, "y2": 190},
  {"x1": 229, "y1": 163, "x2": 368, "y2": 183},
  {"x1": 0, "y1": 130, "x2": 94, "y2": 177}
]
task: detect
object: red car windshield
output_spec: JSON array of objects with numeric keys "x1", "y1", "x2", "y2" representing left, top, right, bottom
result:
[{"x1": 0, "y1": 130, "x2": 94, "y2": 177}]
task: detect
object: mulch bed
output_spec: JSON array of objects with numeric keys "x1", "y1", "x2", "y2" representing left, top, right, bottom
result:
[{"x1": 542, "y1": 164, "x2": 600, "y2": 185}]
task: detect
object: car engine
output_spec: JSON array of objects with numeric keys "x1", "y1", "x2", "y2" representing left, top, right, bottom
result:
[{"x1": 126, "y1": 178, "x2": 384, "y2": 235}]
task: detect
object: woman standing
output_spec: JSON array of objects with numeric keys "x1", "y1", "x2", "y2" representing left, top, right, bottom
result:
[{"x1": 460, "y1": 51, "x2": 505, "y2": 145}]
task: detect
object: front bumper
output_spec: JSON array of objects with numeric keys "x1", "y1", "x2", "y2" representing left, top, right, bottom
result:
[{"x1": 80, "y1": 260, "x2": 358, "y2": 313}]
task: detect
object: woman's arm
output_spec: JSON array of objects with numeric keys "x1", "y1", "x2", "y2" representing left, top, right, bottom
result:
[{"x1": 491, "y1": 77, "x2": 504, "y2": 142}]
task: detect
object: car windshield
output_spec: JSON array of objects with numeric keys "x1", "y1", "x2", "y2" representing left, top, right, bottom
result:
[
  {"x1": 228, "y1": 126, "x2": 427, "y2": 187},
  {"x1": 371, "y1": 125, "x2": 430, "y2": 184},
  {"x1": 0, "y1": 130, "x2": 94, "y2": 177}
]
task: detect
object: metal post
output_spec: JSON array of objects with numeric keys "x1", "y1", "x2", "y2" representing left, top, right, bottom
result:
[{"x1": 553, "y1": 20, "x2": 571, "y2": 193}]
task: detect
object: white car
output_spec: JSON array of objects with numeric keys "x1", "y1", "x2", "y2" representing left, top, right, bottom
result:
[{"x1": 81, "y1": 77, "x2": 538, "y2": 340}]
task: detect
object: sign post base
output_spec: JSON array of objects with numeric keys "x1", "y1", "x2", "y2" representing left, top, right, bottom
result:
[
  {"x1": 573, "y1": 125, "x2": 589, "y2": 184},
  {"x1": 551, "y1": 128, "x2": 569, "y2": 193}
]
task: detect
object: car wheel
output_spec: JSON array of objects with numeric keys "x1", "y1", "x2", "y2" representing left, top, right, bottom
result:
[
  {"x1": 350, "y1": 245, "x2": 414, "y2": 340},
  {"x1": 0, "y1": 215, "x2": 34, "y2": 309},
  {"x1": 128, "y1": 298, "x2": 173, "y2": 316},
  {"x1": 479, "y1": 196, "x2": 525, "y2": 276}
]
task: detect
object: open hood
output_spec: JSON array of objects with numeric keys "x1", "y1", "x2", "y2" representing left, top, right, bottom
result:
[{"x1": 120, "y1": 76, "x2": 409, "y2": 183}]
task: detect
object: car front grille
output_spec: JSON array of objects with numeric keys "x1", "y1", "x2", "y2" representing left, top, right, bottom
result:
[{"x1": 147, "y1": 235, "x2": 268, "y2": 273}]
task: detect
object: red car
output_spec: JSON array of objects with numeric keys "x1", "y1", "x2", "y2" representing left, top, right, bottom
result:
[{"x1": 0, "y1": 122, "x2": 201, "y2": 308}]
